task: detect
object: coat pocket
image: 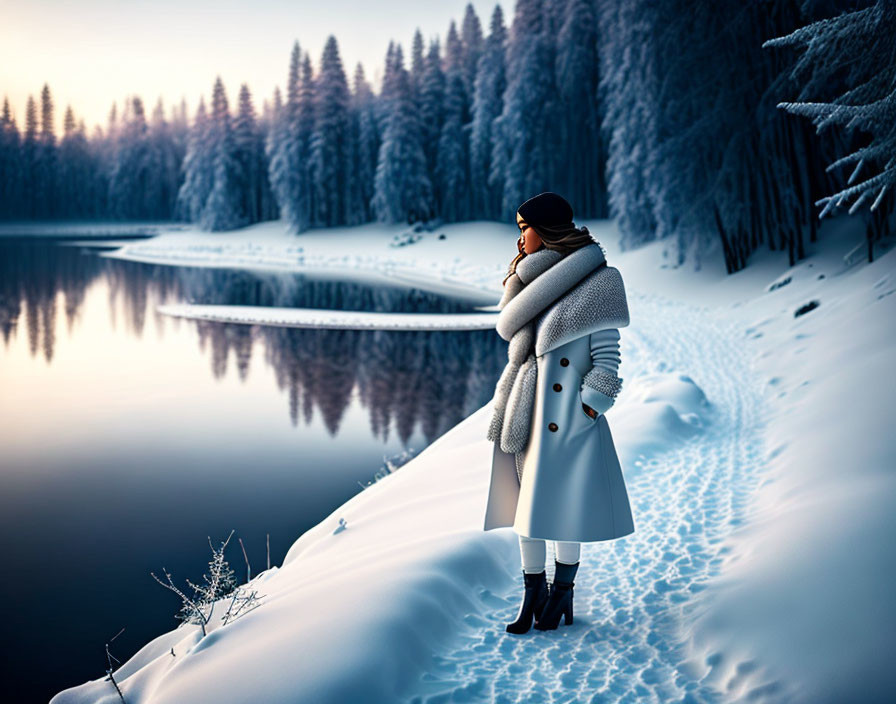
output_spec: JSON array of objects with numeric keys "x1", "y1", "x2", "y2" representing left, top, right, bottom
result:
[{"x1": 577, "y1": 383, "x2": 598, "y2": 423}]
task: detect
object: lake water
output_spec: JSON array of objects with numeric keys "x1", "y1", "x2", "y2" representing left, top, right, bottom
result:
[{"x1": 0, "y1": 235, "x2": 506, "y2": 703}]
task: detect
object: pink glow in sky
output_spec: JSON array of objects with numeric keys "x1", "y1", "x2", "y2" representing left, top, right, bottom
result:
[{"x1": 1, "y1": 0, "x2": 508, "y2": 135}]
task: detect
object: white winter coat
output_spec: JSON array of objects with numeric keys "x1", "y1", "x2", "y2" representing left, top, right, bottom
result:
[{"x1": 482, "y1": 243, "x2": 635, "y2": 542}]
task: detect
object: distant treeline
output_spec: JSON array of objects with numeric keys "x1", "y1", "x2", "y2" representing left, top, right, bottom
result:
[{"x1": 0, "y1": 0, "x2": 892, "y2": 271}]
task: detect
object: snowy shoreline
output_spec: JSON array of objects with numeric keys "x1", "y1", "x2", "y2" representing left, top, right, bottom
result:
[
  {"x1": 157, "y1": 303, "x2": 500, "y2": 331},
  {"x1": 49, "y1": 217, "x2": 896, "y2": 703},
  {"x1": 0, "y1": 221, "x2": 182, "y2": 238},
  {"x1": 101, "y1": 219, "x2": 508, "y2": 306}
]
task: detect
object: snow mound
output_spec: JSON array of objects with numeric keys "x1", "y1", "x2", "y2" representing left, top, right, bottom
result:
[{"x1": 611, "y1": 372, "x2": 714, "y2": 465}]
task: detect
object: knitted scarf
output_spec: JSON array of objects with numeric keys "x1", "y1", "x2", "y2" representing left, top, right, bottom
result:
[{"x1": 486, "y1": 241, "x2": 630, "y2": 454}]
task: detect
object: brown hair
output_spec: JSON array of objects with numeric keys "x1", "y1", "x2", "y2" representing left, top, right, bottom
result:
[{"x1": 502, "y1": 221, "x2": 595, "y2": 287}]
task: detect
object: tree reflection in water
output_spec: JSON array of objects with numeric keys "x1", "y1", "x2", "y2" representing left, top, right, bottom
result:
[{"x1": 0, "y1": 237, "x2": 506, "y2": 445}]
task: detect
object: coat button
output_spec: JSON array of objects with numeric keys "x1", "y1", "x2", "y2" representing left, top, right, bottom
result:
[
  {"x1": 560, "y1": 358, "x2": 569, "y2": 366},
  {"x1": 553, "y1": 383, "x2": 562, "y2": 392},
  {"x1": 548, "y1": 422, "x2": 558, "y2": 432}
]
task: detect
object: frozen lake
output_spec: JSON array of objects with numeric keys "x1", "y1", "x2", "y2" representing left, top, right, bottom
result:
[{"x1": 0, "y1": 235, "x2": 507, "y2": 702}]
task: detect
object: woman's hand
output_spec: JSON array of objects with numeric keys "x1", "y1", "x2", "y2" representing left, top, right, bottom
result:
[{"x1": 582, "y1": 403, "x2": 597, "y2": 419}]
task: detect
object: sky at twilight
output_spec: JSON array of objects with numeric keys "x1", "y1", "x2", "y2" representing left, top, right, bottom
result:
[{"x1": 1, "y1": 0, "x2": 509, "y2": 134}]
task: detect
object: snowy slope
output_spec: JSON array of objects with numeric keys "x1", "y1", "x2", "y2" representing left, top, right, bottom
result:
[
  {"x1": 50, "y1": 216, "x2": 896, "y2": 703},
  {"x1": 683, "y1": 226, "x2": 896, "y2": 702},
  {"x1": 48, "y1": 345, "x2": 720, "y2": 704}
]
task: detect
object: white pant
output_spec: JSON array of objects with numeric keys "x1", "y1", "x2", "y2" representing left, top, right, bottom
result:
[{"x1": 518, "y1": 534, "x2": 581, "y2": 573}]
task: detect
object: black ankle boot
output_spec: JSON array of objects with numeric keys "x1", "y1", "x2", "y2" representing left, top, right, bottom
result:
[
  {"x1": 534, "y1": 560, "x2": 578, "y2": 630},
  {"x1": 505, "y1": 569, "x2": 549, "y2": 634}
]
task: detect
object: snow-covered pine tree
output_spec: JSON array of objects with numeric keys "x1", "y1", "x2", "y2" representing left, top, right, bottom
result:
[
  {"x1": 375, "y1": 41, "x2": 398, "y2": 134},
  {"x1": 495, "y1": 0, "x2": 562, "y2": 221},
  {"x1": 148, "y1": 99, "x2": 184, "y2": 220},
  {"x1": 460, "y1": 3, "x2": 484, "y2": 108},
  {"x1": 556, "y1": 0, "x2": 605, "y2": 218},
  {"x1": 597, "y1": 0, "x2": 660, "y2": 251},
  {"x1": 471, "y1": 4, "x2": 507, "y2": 219},
  {"x1": 410, "y1": 29, "x2": 426, "y2": 105},
  {"x1": 37, "y1": 84, "x2": 58, "y2": 218},
  {"x1": 92, "y1": 102, "x2": 119, "y2": 217},
  {"x1": 252, "y1": 86, "x2": 276, "y2": 224},
  {"x1": 173, "y1": 97, "x2": 190, "y2": 137},
  {"x1": 176, "y1": 97, "x2": 213, "y2": 222},
  {"x1": 349, "y1": 62, "x2": 379, "y2": 225},
  {"x1": 371, "y1": 44, "x2": 434, "y2": 224},
  {"x1": 765, "y1": 0, "x2": 895, "y2": 259},
  {"x1": 267, "y1": 42, "x2": 313, "y2": 232},
  {"x1": 109, "y1": 96, "x2": 154, "y2": 219},
  {"x1": 81, "y1": 120, "x2": 106, "y2": 219},
  {"x1": 58, "y1": 106, "x2": 91, "y2": 218},
  {"x1": 436, "y1": 21, "x2": 471, "y2": 221},
  {"x1": 418, "y1": 39, "x2": 446, "y2": 198},
  {"x1": 261, "y1": 86, "x2": 284, "y2": 222},
  {"x1": 202, "y1": 76, "x2": 247, "y2": 231},
  {"x1": 140, "y1": 100, "x2": 166, "y2": 218},
  {"x1": 437, "y1": 70, "x2": 470, "y2": 222},
  {"x1": 309, "y1": 35, "x2": 352, "y2": 227},
  {"x1": 233, "y1": 84, "x2": 268, "y2": 225},
  {"x1": 22, "y1": 96, "x2": 39, "y2": 218},
  {"x1": 625, "y1": 0, "x2": 756, "y2": 269},
  {"x1": 723, "y1": 0, "x2": 835, "y2": 271},
  {"x1": 598, "y1": 0, "x2": 856, "y2": 272},
  {"x1": 444, "y1": 19, "x2": 466, "y2": 115},
  {"x1": 296, "y1": 52, "x2": 317, "y2": 229}
]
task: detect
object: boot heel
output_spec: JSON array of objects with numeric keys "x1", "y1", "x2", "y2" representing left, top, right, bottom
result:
[
  {"x1": 534, "y1": 561, "x2": 579, "y2": 630},
  {"x1": 506, "y1": 570, "x2": 548, "y2": 635}
]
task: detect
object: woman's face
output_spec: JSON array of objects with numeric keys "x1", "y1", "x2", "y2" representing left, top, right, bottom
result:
[{"x1": 516, "y1": 213, "x2": 543, "y2": 254}]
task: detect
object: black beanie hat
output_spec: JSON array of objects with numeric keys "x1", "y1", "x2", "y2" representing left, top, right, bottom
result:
[{"x1": 517, "y1": 192, "x2": 574, "y2": 228}]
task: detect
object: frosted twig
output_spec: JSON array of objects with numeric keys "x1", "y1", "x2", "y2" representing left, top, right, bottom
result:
[
  {"x1": 222, "y1": 588, "x2": 266, "y2": 626},
  {"x1": 153, "y1": 531, "x2": 262, "y2": 636},
  {"x1": 230, "y1": 591, "x2": 265, "y2": 621},
  {"x1": 151, "y1": 568, "x2": 209, "y2": 636},
  {"x1": 238, "y1": 537, "x2": 251, "y2": 582},
  {"x1": 105, "y1": 626, "x2": 126, "y2": 703}
]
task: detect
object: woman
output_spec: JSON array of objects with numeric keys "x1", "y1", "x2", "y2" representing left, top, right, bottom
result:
[{"x1": 483, "y1": 191, "x2": 635, "y2": 633}]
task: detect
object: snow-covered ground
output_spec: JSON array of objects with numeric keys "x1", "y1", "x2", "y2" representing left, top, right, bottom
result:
[{"x1": 49, "y1": 215, "x2": 896, "y2": 703}]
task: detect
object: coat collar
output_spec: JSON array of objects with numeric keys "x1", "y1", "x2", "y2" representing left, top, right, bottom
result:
[{"x1": 496, "y1": 242, "x2": 606, "y2": 341}]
